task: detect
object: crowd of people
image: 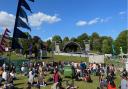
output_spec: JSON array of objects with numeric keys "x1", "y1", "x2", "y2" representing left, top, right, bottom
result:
[
  {"x1": 0, "y1": 61, "x2": 128, "y2": 89},
  {"x1": 0, "y1": 63, "x2": 16, "y2": 88}
]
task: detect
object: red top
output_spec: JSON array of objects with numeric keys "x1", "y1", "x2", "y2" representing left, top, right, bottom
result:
[
  {"x1": 107, "y1": 82, "x2": 116, "y2": 89},
  {"x1": 53, "y1": 72, "x2": 60, "y2": 83}
]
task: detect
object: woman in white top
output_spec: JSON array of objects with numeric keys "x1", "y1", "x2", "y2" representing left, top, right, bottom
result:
[
  {"x1": 28, "y1": 69, "x2": 34, "y2": 85},
  {"x1": 2, "y1": 70, "x2": 7, "y2": 81}
]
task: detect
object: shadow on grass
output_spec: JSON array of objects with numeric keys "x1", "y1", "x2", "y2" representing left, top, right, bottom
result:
[
  {"x1": 14, "y1": 87, "x2": 24, "y2": 89},
  {"x1": 14, "y1": 82, "x2": 24, "y2": 86}
]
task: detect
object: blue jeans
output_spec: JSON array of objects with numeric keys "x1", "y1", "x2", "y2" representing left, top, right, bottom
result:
[{"x1": 0, "y1": 77, "x2": 3, "y2": 85}]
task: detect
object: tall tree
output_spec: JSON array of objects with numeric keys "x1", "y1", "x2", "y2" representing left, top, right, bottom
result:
[
  {"x1": 19, "y1": 32, "x2": 32, "y2": 56},
  {"x1": 70, "y1": 37, "x2": 77, "y2": 42},
  {"x1": 77, "y1": 33, "x2": 89, "y2": 49},
  {"x1": 62, "y1": 37, "x2": 69, "y2": 47},
  {"x1": 46, "y1": 40, "x2": 52, "y2": 52},
  {"x1": 32, "y1": 36, "x2": 41, "y2": 58},
  {"x1": 102, "y1": 37, "x2": 113, "y2": 54},
  {"x1": 90, "y1": 32, "x2": 101, "y2": 52},
  {"x1": 115, "y1": 30, "x2": 128, "y2": 54},
  {"x1": 63, "y1": 37, "x2": 69, "y2": 43},
  {"x1": 52, "y1": 35, "x2": 62, "y2": 42}
]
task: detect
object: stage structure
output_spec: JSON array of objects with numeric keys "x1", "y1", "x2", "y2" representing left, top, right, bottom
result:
[{"x1": 63, "y1": 41, "x2": 82, "y2": 53}]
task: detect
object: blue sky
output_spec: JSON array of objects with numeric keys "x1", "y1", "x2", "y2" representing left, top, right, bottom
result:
[{"x1": 0, "y1": 0, "x2": 127, "y2": 40}]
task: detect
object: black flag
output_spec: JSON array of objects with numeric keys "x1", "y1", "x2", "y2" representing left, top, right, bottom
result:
[
  {"x1": 4, "y1": 32, "x2": 9, "y2": 37},
  {"x1": 12, "y1": 38, "x2": 23, "y2": 49},
  {"x1": 17, "y1": 17, "x2": 31, "y2": 31},
  {"x1": 19, "y1": 7, "x2": 28, "y2": 22},
  {"x1": 5, "y1": 28, "x2": 11, "y2": 33},
  {"x1": 12, "y1": 0, "x2": 35, "y2": 49},
  {"x1": 21, "y1": 0, "x2": 32, "y2": 13},
  {"x1": 29, "y1": 0, "x2": 34, "y2": 2},
  {"x1": 14, "y1": 28, "x2": 28, "y2": 39},
  {"x1": 1, "y1": 39, "x2": 6, "y2": 45}
]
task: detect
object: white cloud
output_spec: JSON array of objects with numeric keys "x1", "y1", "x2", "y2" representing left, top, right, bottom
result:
[
  {"x1": 76, "y1": 17, "x2": 111, "y2": 27},
  {"x1": 29, "y1": 12, "x2": 61, "y2": 27},
  {"x1": 119, "y1": 11, "x2": 126, "y2": 15},
  {"x1": 0, "y1": 11, "x2": 61, "y2": 29},
  {"x1": 100, "y1": 17, "x2": 112, "y2": 23},
  {"x1": 0, "y1": 11, "x2": 15, "y2": 29},
  {"x1": 76, "y1": 20, "x2": 87, "y2": 26},
  {"x1": 88, "y1": 18, "x2": 100, "y2": 25}
]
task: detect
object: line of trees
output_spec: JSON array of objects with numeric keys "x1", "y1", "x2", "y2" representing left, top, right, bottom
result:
[
  {"x1": 2, "y1": 30, "x2": 127, "y2": 56},
  {"x1": 46, "y1": 30, "x2": 128, "y2": 54}
]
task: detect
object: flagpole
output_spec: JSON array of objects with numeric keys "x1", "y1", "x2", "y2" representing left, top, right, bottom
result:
[
  {"x1": 13, "y1": 0, "x2": 22, "y2": 37},
  {"x1": 10, "y1": 0, "x2": 22, "y2": 69},
  {"x1": 12, "y1": 0, "x2": 22, "y2": 49}
]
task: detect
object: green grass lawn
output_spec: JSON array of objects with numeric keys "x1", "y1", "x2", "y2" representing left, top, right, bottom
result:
[
  {"x1": 13, "y1": 74, "x2": 121, "y2": 89},
  {"x1": 2, "y1": 52, "x2": 88, "y2": 62},
  {"x1": 1, "y1": 52, "x2": 122, "y2": 89},
  {"x1": 54, "y1": 55, "x2": 88, "y2": 62}
]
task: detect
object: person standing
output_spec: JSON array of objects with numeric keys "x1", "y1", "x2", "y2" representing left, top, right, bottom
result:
[
  {"x1": 52, "y1": 68, "x2": 61, "y2": 89},
  {"x1": 120, "y1": 75, "x2": 127, "y2": 89},
  {"x1": 28, "y1": 69, "x2": 35, "y2": 85},
  {"x1": 53, "y1": 69, "x2": 60, "y2": 83},
  {"x1": 2, "y1": 70, "x2": 8, "y2": 81}
]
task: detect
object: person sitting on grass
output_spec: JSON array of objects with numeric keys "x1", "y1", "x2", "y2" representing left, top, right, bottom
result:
[
  {"x1": 10, "y1": 70, "x2": 16, "y2": 80},
  {"x1": 21, "y1": 64, "x2": 25, "y2": 76},
  {"x1": 26, "y1": 82, "x2": 31, "y2": 89},
  {"x1": 84, "y1": 74, "x2": 92, "y2": 83},
  {"x1": 66, "y1": 85, "x2": 78, "y2": 89},
  {"x1": 121, "y1": 68, "x2": 127, "y2": 78},
  {"x1": 107, "y1": 80, "x2": 116, "y2": 89},
  {"x1": 37, "y1": 72, "x2": 46, "y2": 87},
  {"x1": 3, "y1": 74, "x2": 14, "y2": 89},
  {"x1": 75, "y1": 69, "x2": 81, "y2": 81},
  {"x1": 0, "y1": 83, "x2": 3, "y2": 89},
  {"x1": 0, "y1": 67, "x2": 3, "y2": 86},
  {"x1": 66, "y1": 81, "x2": 78, "y2": 89},
  {"x1": 99, "y1": 74, "x2": 107, "y2": 89}
]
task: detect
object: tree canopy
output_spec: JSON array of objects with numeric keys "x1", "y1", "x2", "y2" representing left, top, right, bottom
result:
[{"x1": 9, "y1": 29, "x2": 127, "y2": 55}]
